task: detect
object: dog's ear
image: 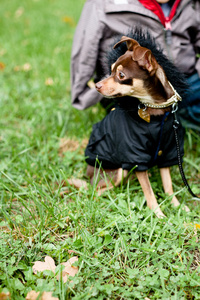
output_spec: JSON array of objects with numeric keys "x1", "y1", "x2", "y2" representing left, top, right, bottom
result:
[
  {"x1": 113, "y1": 36, "x2": 140, "y2": 51},
  {"x1": 133, "y1": 48, "x2": 174, "y2": 98},
  {"x1": 114, "y1": 37, "x2": 157, "y2": 73},
  {"x1": 132, "y1": 47, "x2": 158, "y2": 74}
]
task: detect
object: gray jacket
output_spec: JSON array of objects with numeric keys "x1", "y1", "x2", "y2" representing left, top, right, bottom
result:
[{"x1": 71, "y1": 0, "x2": 200, "y2": 110}]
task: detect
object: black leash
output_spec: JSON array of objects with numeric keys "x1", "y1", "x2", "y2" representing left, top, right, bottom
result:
[{"x1": 172, "y1": 103, "x2": 199, "y2": 199}]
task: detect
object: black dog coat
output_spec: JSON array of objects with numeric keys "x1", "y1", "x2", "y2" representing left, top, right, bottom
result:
[{"x1": 85, "y1": 105, "x2": 184, "y2": 171}]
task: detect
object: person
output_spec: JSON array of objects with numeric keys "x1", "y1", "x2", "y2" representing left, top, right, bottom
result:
[{"x1": 71, "y1": 0, "x2": 200, "y2": 130}]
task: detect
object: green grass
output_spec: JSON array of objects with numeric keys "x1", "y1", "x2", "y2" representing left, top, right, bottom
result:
[{"x1": 0, "y1": 0, "x2": 200, "y2": 299}]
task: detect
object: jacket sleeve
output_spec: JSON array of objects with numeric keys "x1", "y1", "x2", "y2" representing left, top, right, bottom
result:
[
  {"x1": 71, "y1": 0, "x2": 105, "y2": 110},
  {"x1": 194, "y1": 1, "x2": 200, "y2": 76}
]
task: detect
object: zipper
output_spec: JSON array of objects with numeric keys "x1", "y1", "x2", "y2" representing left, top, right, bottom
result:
[{"x1": 163, "y1": 0, "x2": 192, "y2": 61}]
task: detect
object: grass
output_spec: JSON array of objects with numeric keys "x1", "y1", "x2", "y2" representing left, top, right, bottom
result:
[{"x1": 0, "y1": 0, "x2": 200, "y2": 299}]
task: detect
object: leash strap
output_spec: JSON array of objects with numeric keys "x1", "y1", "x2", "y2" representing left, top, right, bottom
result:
[{"x1": 172, "y1": 104, "x2": 199, "y2": 199}]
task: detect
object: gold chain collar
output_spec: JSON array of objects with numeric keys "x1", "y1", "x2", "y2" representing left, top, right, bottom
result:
[{"x1": 139, "y1": 82, "x2": 182, "y2": 109}]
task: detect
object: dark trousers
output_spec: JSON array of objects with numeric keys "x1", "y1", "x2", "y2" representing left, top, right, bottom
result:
[{"x1": 180, "y1": 73, "x2": 200, "y2": 131}]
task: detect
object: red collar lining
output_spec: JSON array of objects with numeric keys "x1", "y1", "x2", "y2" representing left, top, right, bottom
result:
[{"x1": 138, "y1": 0, "x2": 182, "y2": 28}]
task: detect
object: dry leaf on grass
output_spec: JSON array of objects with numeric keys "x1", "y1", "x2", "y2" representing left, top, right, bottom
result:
[
  {"x1": 22, "y1": 63, "x2": 32, "y2": 71},
  {"x1": 59, "y1": 138, "x2": 79, "y2": 155},
  {"x1": 59, "y1": 137, "x2": 88, "y2": 156},
  {"x1": 13, "y1": 65, "x2": 21, "y2": 72},
  {"x1": 15, "y1": 7, "x2": 24, "y2": 18},
  {"x1": 68, "y1": 249, "x2": 78, "y2": 254},
  {"x1": 184, "y1": 222, "x2": 200, "y2": 230},
  {"x1": 0, "y1": 62, "x2": 5, "y2": 70},
  {"x1": 0, "y1": 292, "x2": 10, "y2": 300},
  {"x1": 32, "y1": 255, "x2": 78, "y2": 283},
  {"x1": 195, "y1": 223, "x2": 200, "y2": 229},
  {"x1": 184, "y1": 222, "x2": 199, "y2": 243},
  {"x1": 32, "y1": 256, "x2": 56, "y2": 274},
  {"x1": 62, "y1": 16, "x2": 75, "y2": 27},
  {"x1": 26, "y1": 291, "x2": 58, "y2": 300},
  {"x1": 45, "y1": 78, "x2": 54, "y2": 86},
  {"x1": 60, "y1": 256, "x2": 79, "y2": 283}
]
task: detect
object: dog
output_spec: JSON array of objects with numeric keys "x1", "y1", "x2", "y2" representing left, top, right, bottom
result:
[{"x1": 83, "y1": 31, "x2": 190, "y2": 218}]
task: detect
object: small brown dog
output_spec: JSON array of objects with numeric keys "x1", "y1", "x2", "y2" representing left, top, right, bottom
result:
[{"x1": 83, "y1": 36, "x2": 189, "y2": 218}]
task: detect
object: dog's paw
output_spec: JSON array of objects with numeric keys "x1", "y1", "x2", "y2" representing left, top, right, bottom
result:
[
  {"x1": 154, "y1": 207, "x2": 166, "y2": 219},
  {"x1": 67, "y1": 178, "x2": 88, "y2": 189},
  {"x1": 59, "y1": 178, "x2": 88, "y2": 197}
]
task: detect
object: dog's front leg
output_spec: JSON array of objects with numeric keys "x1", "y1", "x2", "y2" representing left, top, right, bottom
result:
[
  {"x1": 136, "y1": 171, "x2": 166, "y2": 218},
  {"x1": 160, "y1": 167, "x2": 190, "y2": 212}
]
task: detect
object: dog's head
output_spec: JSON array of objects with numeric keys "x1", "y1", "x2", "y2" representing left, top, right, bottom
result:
[{"x1": 96, "y1": 36, "x2": 174, "y2": 104}]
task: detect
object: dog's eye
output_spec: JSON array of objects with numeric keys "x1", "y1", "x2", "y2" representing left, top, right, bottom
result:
[{"x1": 118, "y1": 71, "x2": 125, "y2": 80}]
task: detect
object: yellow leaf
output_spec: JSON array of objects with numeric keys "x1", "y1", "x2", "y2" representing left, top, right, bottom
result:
[
  {"x1": 195, "y1": 224, "x2": 200, "y2": 230},
  {"x1": 62, "y1": 16, "x2": 75, "y2": 26},
  {"x1": 0, "y1": 62, "x2": 5, "y2": 70}
]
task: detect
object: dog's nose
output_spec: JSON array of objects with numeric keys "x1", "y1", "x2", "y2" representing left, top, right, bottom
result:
[{"x1": 95, "y1": 82, "x2": 102, "y2": 90}]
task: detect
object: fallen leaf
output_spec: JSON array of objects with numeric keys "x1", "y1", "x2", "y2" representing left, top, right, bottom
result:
[
  {"x1": 59, "y1": 137, "x2": 88, "y2": 156},
  {"x1": 0, "y1": 62, "x2": 5, "y2": 70},
  {"x1": 61, "y1": 256, "x2": 79, "y2": 283},
  {"x1": 41, "y1": 292, "x2": 59, "y2": 300},
  {"x1": 184, "y1": 222, "x2": 199, "y2": 243},
  {"x1": 59, "y1": 138, "x2": 79, "y2": 153},
  {"x1": 26, "y1": 291, "x2": 58, "y2": 300},
  {"x1": 45, "y1": 78, "x2": 54, "y2": 86},
  {"x1": 62, "y1": 16, "x2": 75, "y2": 26},
  {"x1": 15, "y1": 7, "x2": 24, "y2": 18},
  {"x1": 195, "y1": 224, "x2": 200, "y2": 230},
  {"x1": 32, "y1": 256, "x2": 56, "y2": 274},
  {"x1": 0, "y1": 49, "x2": 6, "y2": 56},
  {"x1": 32, "y1": 256, "x2": 79, "y2": 283},
  {"x1": 13, "y1": 65, "x2": 21, "y2": 72},
  {"x1": 0, "y1": 292, "x2": 10, "y2": 300},
  {"x1": 26, "y1": 291, "x2": 40, "y2": 300},
  {"x1": 22, "y1": 63, "x2": 31, "y2": 71},
  {"x1": 68, "y1": 249, "x2": 78, "y2": 254},
  {"x1": 184, "y1": 222, "x2": 200, "y2": 230}
]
